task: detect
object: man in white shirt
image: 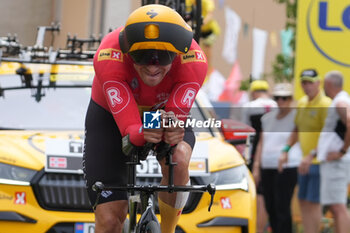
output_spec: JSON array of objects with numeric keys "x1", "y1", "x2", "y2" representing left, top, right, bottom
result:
[{"x1": 317, "y1": 70, "x2": 350, "y2": 233}]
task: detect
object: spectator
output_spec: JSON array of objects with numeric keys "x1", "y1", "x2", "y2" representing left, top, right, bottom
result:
[
  {"x1": 241, "y1": 79, "x2": 277, "y2": 233},
  {"x1": 253, "y1": 83, "x2": 301, "y2": 233},
  {"x1": 279, "y1": 69, "x2": 331, "y2": 233},
  {"x1": 241, "y1": 80, "x2": 277, "y2": 169},
  {"x1": 317, "y1": 71, "x2": 350, "y2": 233}
]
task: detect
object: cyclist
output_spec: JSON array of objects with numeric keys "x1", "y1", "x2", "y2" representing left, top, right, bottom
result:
[{"x1": 83, "y1": 4, "x2": 207, "y2": 233}]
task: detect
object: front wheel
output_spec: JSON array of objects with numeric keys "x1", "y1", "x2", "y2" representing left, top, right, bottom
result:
[
  {"x1": 122, "y1": 218, "x2": 129, "y2": 233},
  {"x1": 144, "y1": 220, "x2": 161, "y2": 233}
]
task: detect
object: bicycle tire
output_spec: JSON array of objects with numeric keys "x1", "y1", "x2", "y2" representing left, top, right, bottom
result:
[
  {"x1": 122, "y1": 218, "x2": 129, "y2": 233},
  {"x1": 144, "y1": 220, "x2": 161, "y2": 233}
]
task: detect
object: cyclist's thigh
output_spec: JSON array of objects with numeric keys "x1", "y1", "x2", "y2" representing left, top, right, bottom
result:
[
  {"x1": 158, "y1": 128, "x2": 195, "y2": 170},
  {"x1": 183, "y1": 126, "x2": 196, "y2": 150},
  {"x1": 83, "y1": 99, "x2": 128, "y2": 205},
  {"x1": 168, "y1": 128, "x2": 196, "y2": 166}
]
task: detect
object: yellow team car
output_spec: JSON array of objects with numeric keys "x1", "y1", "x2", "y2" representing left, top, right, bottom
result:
[{"x1": 0, "y1": 62, "x2": 256, "y2": 232}]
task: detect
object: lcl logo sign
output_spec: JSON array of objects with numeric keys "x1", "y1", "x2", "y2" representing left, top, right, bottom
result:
[{"x1": 307, "y1": 0, "x2": 350, "y2": 67}]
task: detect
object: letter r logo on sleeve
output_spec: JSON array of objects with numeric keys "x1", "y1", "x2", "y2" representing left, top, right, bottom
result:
[
  {"x1": 173, "y1": 82, "x2": 200, "y2": 114},
  {"x1": 106, "y1": 87, "x2": 123, "y2": 107},
  {"x1": 181, "y1": 88, "x2": 196, "y2": 108},
  {"x1": 103, "y1": 81, "x2": 130, "y2": 114}
]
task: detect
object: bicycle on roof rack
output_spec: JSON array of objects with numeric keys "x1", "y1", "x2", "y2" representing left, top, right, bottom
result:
[
  {"x1": 0, "y1": 22, "x2": 101, "y2": 65},
  {"x1": 141, "y1": 0, "x2": 202, "y2": 43},
  {"x1": 92, "y1": 135, "x2": 216, "y2": 233},
  {"x1": 0, "y1": 23, "x2": 98, "y2": 102}
]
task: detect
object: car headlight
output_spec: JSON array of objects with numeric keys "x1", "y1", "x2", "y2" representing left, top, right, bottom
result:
[
  {"x1": 202, "y1": 164, "x2": 249, "y2": 192},
  {"x1": 0, "y1": 162, "x2": 36, "y2": 186}
]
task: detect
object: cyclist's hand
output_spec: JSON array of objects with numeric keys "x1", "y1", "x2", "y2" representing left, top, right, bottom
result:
[
  {"x1": 164, "y1": 126, "x2": 185, "y2": 145},
  {"x1": 144, "y1": 128, "x2": 163, "y2": 144},
  {"x1": 162, "y1": 111, "x2": 185, "y2": 145},
  {"x1": 278, "y1": 152, "x2": 288, "y2": 173}
]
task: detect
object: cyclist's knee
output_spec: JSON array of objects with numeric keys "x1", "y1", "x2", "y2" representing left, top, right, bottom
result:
[
  {"x1": 95, "y1": 201, "x2": 128, "y2": 233},
  {"x1": 173, "y1": 142, "x2": 191, "y2": 169},
  {"x1": 160, "y1": 142, "x2": 191, "y2": 183},
  {"x1": 172, "y1": 143, "x2": 191, "y2": 183}
]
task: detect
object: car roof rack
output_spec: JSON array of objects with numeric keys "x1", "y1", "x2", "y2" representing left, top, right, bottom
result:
[{"x1": 0, "y1": 22, "x2": 101, "y2": 65}]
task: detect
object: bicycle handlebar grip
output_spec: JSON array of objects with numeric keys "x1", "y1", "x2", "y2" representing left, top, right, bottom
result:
[
  {"x1": 155, "y1": 141, "x2": 172, "y2": 161},
  {"x1": 122, "y1": 135, "x2": 134, "y2": 156},
  {"x1": 207, "y1": 183, "x2": 216, "y2": 194},
  {"x1": 139, "y1": 142, "x2": 155, "y2": 160},
  {"x1": 92, "y1": 181, "x2": 104, "y2": 192}
]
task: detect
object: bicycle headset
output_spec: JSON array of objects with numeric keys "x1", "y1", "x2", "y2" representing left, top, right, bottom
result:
[{"x1": 119, "y1": 4, "x2": 193, "y2": 66}]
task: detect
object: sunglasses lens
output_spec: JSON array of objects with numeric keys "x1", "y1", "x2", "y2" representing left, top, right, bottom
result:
[
  {"x1": 129, "y1": 50, "x2": 176, "y2": 66},
  {"x1": 274, "y1": 96, "x2": 290, "y2": 101}
]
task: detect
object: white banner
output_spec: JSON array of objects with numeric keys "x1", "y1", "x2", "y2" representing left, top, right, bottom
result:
[
  {"x1": 222, "y1": 7, "x2": 241, "y2": 64},
  {"x1": 251, "y1": 28, "x2": 268, "y2": 80},
  {"x1": 202, "y1": 69, "x2": 225, "y2": 101}
]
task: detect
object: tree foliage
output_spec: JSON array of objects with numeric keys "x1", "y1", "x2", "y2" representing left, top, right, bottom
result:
[{"x1": 271, "y1": 0, "x2": 297, "y2": 82}]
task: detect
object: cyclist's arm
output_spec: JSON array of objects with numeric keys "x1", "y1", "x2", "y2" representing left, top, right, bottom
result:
[
  {"x1": 164, "y1": 44, "x2": 207, "y2": 121},
  {"x1": 96, "y1": 73, "x2": 145, "y2": 146},
  {"x1": 92, "y1": 28, "x2": 152, "y2": 146},
  {"x1": 162, "y1": 49, "x2": 207, "y2": 144}
]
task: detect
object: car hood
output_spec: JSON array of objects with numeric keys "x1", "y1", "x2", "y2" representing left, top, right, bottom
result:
[
  {"x1": 194, "y1": 132, "x2": 245, "y2": 172},
  {"x1": 0, "y1": 130, "x2": 244, "y2": 173},
  {"x1": 0, "y1": 130, "x2": 83, "y2": 170}
]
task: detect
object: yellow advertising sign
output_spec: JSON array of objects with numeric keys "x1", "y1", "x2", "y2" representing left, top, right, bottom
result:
[{"x1": 294, "y1": 0, "x2": 350, "y2": 99}]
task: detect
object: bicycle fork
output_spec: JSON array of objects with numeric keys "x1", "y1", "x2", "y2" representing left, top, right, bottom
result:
[{"x1": 127, "y1": 191, "x2": 159, "y2": 233}]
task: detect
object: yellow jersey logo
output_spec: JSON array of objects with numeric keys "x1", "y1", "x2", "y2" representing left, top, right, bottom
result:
[
  {"x1": 181, "y1": 50, "x2": 206, "y2": 64},
  {"x1": 98, "y1": 48, "x2": 123, "y2": 62}
]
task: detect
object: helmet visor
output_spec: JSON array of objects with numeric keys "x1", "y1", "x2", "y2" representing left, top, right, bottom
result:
[{"x1": 129, "y1": 49, "x2": 176, "y2": 66}]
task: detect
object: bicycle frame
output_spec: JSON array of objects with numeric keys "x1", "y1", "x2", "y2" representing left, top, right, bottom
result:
[{"x1": 93, "y1": 140, "x2": 215, "y2": 233}]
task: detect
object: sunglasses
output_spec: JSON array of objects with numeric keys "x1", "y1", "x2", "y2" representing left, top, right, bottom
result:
[
  {"x1": 274, "y1": 96, "x2": 291, "y2": 101},
  {"x1": 129, "y1": 49, "x2": 177, "y2": 66}
]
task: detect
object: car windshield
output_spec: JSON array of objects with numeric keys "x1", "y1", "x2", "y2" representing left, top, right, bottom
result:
[
  {"x1": 0, "y1": 67, "x2": 92, "y2": 130},
  {"x1": 0, "y1": 63, "x2": 218, "y2": 132}
]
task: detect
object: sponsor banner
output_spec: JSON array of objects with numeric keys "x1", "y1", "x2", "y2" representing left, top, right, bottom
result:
[{"x1": 294, "y1": 0, "x2": 350, "y2": 99}]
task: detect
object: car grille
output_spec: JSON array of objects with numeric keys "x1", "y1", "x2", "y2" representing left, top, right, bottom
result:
[
  {"x1": 34, "y1": 173, "x2": 92, "y2": 212},
  {"x1": 33, "y1": 172, "x2": 202, "y2": 213}
]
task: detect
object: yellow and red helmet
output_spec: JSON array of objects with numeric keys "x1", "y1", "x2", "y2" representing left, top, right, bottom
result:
[{"x1": 119, "y1": 4, "x2": 193, "y2": 56}]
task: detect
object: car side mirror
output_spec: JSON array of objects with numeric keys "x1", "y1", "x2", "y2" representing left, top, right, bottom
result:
[
  {"x1": 221, "y1": 119, "x2": 255, "y2": 144},
  {"x1": 221, "y1": 119, "x2": 255, "y2": 162}
]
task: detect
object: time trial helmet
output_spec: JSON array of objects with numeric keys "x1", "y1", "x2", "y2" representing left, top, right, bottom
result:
[{"x1": 119, "y1": 4, "x2": 193, "y2": 66}]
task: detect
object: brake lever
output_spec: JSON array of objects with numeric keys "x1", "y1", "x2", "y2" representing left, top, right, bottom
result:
[{"x1": 207, "y1": 183, "x2": 216, "y2": 212}]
